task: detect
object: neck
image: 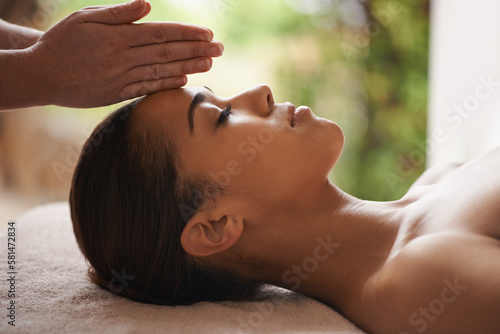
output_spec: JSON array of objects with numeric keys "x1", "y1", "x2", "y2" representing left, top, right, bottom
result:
[{"x1": 248, "y1": 181, "x2": 405, "y2": 313}]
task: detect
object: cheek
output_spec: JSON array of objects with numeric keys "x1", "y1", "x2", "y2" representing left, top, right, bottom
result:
[
  {"x1": 180, "y1": 119, "x2": 343, "y2": 201},
  {"x1": 196, "y1": 125, "x2": 295, "y2": 194},
  {"x1": 180, "y1": 128, "x2": 273, "y2": 191},
  {"x1": 230, "y1": 121, "x2": 343, "y2": 198}
]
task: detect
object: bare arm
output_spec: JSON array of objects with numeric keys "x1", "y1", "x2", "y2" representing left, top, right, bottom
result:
[
  {"x1": 0, "y1": 19, "x2": 42, "y2": 49},
  {"x1": 0, "y1": 0, "x2": 223, "y2": 110}
]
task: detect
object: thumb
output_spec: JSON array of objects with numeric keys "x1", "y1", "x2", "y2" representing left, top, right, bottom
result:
[{"x1": 80, "y1": 0, "x2": 149, "y2": 24}]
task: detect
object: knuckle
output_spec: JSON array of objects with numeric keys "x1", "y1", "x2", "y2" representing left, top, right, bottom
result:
[
  {"x1": 191, "y1": 44, "x2": 202, "y2": 58},
  {"x1": 181, "y1": 26, "x2": 190, "y2": 41},
  {"x1": 151, "y1": 26, "x2": 168, "y2": 43},
  {"x1": 157, "y1": 45, "x2": 173, "y2": 61},
  {"x1": 150, "y1": 64, "x2": 161, "y2": 80},
  {"x1": 66, "y1": 10, "x2": 82, "y2": 21},
  {"x1": 107, "y1": 6, "x2": 124, "y2": 21},
  {"x1": 120, "y1": 81, "x2": 149, "y2": 100},
  {"x1": 138, "y1": 82, "x2": 149, "y2": 96},
  {"x1": 149, "y1": 64, "x2": 167, "y2": 80},
  {"x1": 118, "y1": 87, "x2": 133, "y2": 101}
]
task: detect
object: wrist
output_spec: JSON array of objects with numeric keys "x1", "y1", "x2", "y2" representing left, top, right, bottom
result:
[
  {"x1": 23, "y1": 29, "x2": 43, "y2": 48},
  {"x1": 0, "y1": 49, "x2": 43, "y2": 110},
  {"x1": 24, "y1": 45, "x2": 53, "y2": 106}
]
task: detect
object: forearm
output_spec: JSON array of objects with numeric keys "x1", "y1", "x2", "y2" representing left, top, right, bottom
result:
[
  {"x1": 0, "y1": 19, "x2": 42, "y2": 50},
  {"x1": 0, "y1": 49, "x2": 47, "y2": 110}
]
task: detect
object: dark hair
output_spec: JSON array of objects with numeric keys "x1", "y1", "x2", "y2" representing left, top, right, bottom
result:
[{"x1": 70, "y1": 98, "x2": 260, "y2": 305}]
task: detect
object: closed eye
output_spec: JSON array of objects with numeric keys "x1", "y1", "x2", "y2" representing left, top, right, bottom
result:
[{"x1": 216, "y1": 104, "x2": 232, "y2": 126}]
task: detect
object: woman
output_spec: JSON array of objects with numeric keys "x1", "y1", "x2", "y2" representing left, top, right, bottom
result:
[{"x1": 70, "y1": 85, "x2": 500, "y2": 334}]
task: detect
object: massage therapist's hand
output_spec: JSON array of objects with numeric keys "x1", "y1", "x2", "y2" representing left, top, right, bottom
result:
[
  {"x1": 0, "y1": 0, "x2": 223, "y2": 110},
  {"x1": 32, "y1": 0, "x2": 222, "y2": 107}
]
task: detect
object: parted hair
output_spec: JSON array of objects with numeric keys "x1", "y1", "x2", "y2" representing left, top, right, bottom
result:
[{"x1": 69, "y1": 98, "x2": 259, "y2": 305}]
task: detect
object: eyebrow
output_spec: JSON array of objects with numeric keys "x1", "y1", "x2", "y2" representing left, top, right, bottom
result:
[{"x1": 188, "y1": 92, "x2": 206, "y2": 135}]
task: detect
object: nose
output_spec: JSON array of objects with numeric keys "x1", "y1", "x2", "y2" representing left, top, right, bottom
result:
[{"x1": 231, "y1": 84, "x2": 274, "y2": 116}]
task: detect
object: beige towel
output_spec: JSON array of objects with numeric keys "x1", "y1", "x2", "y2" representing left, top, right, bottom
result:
[{"x1": 0, "y1": 202, "x2": 366, "y2": 334}]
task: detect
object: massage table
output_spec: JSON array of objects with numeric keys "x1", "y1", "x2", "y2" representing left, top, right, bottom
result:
[{"x1": 0, "y1": 202, "x2": 366, "y2": 333}]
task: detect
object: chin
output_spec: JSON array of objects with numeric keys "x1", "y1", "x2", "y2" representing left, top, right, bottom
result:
[
  {"x1": 319, "y1": 118, "x2": 345, "y2": 170},
  {"x1": 298, "y1": 113, "x2": 345, "y2": 177}
]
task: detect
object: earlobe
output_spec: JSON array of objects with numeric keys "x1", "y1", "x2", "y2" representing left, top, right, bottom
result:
[{"x1": 180, "y1": 213, "x2": 244, "y2": 258}]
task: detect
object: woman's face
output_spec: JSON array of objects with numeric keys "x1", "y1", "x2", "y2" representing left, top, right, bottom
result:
[{"x1": 136, "y1": 85, "x2": 344, "y2": 211}]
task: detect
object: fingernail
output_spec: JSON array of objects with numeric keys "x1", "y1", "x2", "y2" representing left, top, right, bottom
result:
[
  {"x1": 196, "y1": 33, "x2": 212, "y2": 41},
  {"x1": 208, "y1": 43, "x2": 223, "y2": 57},
  {"x1": 196, "y1": 58, "x2": 211, "y2": 71}
]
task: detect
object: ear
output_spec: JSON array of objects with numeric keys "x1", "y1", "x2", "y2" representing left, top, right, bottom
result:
[{"x1": 180, "y1": 209, "x2": 244, "y2": 258}]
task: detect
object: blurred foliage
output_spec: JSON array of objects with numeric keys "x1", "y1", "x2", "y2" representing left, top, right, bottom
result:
[
  {"x1": 271, "y1": 0, "x2": 430, "y2": 200},
  {"x1": 55, "y1": 0, "x2": 429, "y2": 201}
]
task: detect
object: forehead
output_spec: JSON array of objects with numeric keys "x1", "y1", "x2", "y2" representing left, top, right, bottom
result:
[{"x1": 133, "y1": 87, "x2": 202, "y2": 136}]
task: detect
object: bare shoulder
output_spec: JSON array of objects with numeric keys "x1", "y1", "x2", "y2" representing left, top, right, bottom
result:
[
  {"x1": 410, "y1": 146, "x2": 500, "y2": 190},
  {"x1": 364, "y1": 231, "x2": 500, "y2": 334},
  {"x1": 409, "y1": 162, "x2": 463, "y2": 190}
]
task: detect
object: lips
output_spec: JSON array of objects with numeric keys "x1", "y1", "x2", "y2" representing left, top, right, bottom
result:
[
  {"x1": 291, "y1": 105, "x2": 310, "y2": 127},
  {"x1": 288, "y1": 104, "x2": 296, "y2": 127}
]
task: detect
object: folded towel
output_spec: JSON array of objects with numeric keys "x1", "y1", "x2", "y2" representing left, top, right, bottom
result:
[{"x1": 0, "y1": 202, "x2": 366, "y2": 334}]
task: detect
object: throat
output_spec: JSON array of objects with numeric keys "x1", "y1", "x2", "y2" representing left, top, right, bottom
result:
[{"x1": 272, "y1": 187, "x2": 404, "y2": 314}]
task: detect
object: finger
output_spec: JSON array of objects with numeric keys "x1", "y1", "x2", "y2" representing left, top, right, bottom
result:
[
  {"x1": 137, "y1": 1, "x2": 152, "y2": 20},
  {"x1": 78, "y1": 0, "x2": 148, "y2": 25},
  {"x1": 80, "y1": 0, "x2": 150, "y2": 12},
  {"x1": 126, "y1": 57, "x2": 212, "y2": 82},
  {"x1": 121, "y1": 21, "x2": 214, "y2": 46},
  {"x1": 124, "y1": 40, "x2": 223, "y2": 68},
  {"x1": 118, "y1": 76, "x2": 187, "y2": 100},
  {"x1": 81, "y1": 5, "x2": 117, "y2": 10}
]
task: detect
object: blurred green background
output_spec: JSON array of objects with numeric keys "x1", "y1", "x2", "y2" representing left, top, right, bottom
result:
[
  {"x1": 0, "y1": 0, "x2": 429, "y2": 222},
  {"x1": 78, "y1": 0, "x2": 429, "y2": 200}
]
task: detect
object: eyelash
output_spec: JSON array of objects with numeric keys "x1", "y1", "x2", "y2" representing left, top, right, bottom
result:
[{"x1": 217, "y1": 104, "x2": 232, "y2": 125}]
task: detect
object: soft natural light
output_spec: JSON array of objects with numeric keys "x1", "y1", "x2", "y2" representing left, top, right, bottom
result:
[
  {"x1": 0, "y1": 0, "x2": 431, "y2": 224},
  {"x1": 161, "y1": 0, "x2": 211, "y2": 10}
]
